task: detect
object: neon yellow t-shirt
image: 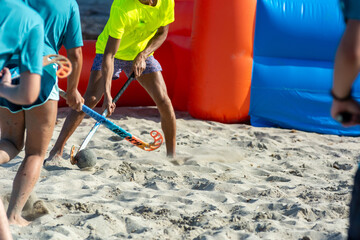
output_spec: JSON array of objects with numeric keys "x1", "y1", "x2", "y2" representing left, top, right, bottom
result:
[{"x1": 95, "y1": 0, "x2": 175, "y2": 60}]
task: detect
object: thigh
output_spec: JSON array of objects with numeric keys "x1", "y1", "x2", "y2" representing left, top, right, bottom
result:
[
  {"x1": 137, "y1": 71, "x2": 169, "y2": 104},
  {"x1": 24, "y1": 100, "x2": 57, "y2": 157},
  {"x1": 0, "y1": 107, "x2": 25, "y2": 147}
]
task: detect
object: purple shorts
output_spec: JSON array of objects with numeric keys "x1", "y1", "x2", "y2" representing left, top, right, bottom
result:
[{"x1": 91, "y1": 54, "x2": 162, "y2": 80}]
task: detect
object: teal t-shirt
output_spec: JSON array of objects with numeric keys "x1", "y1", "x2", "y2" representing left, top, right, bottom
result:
[
  {"x1": 23, "y1": 0, "x2": 83, "y2": 55},
  {"x1": 339, "y1": 0, "x2": 360, "y2": 20},
  {"x1": 0, "y1": 0, "x2": 44, "y2": 75}
]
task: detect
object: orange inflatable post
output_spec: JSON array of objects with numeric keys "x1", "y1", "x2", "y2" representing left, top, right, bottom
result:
[
  {"x1": 188, "y1": 0, "x2": 257, "y2": 123},
  {"x1": 164, "y1": 0, "x2": 194, "y2": 111}
]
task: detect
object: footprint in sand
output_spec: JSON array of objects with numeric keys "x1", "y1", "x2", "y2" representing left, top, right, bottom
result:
[{"x1": 3, "y1": 193, "x2": 49, "y2": 222}]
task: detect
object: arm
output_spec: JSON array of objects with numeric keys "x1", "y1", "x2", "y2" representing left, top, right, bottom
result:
[
  {"x1": 0, "y1": 68, "x2": 40, "y2": 105},
  {"x1": 3, "y1": 19, "x2": 44, "y2": 105},
  {"x1": 65, "y1": 47, "x2": 84, "y2": 111},
  {"x1": 102, "y1": 36, "x2": 121, "y2": 116},
  {"x1": 331, "y1": 20, "x2": 360, "y2": 126},
  {"x1": 132, "y1": 25, "x2": 170, "y2": 78}
]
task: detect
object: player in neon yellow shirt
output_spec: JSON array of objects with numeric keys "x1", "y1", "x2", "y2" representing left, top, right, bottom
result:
[
  {"x1": 95, "y1": 0, "x2": 175, "y2": 60},
  {"x1": 47, "y1": 0, "x2": 177, "y2": 160}
]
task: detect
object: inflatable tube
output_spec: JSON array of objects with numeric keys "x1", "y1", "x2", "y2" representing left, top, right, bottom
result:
[
  {"x1": 188, "y1": 0, "x2": 256, "y2": 123},
  {"x1": 249, "y1": 0, "x2": 360, "y2": 136}
]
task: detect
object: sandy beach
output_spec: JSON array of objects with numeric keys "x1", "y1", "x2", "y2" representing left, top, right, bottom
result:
[
  {"x1": 0, "y1": 106, "x2": 356, "y2": 239},
  {"x1": 0, "y1": 0, "x2": 356, "y2": 239}
]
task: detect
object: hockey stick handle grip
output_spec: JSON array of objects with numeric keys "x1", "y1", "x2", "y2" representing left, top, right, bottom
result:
[
  {"x1": 335, "y1": 112, "x2": 352, "y2": 123},
  {"x1": 60, "y1": 89, "x2": 137, "y2": 142},
  {"x1": 335, "y1": 111, "x2": 360, "y2": 124}
]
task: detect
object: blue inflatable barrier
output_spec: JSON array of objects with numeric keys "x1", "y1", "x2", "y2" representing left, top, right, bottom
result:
[{"x1": 250, "y1": 0, "x2": 360, "y2": 136}]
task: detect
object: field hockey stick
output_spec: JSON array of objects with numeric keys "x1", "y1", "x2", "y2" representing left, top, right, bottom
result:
[
  {"x1": 43, "y1": 54, "x2": 72, "y2": 78},
  {"x1": 59, "y1": 88, "x2": 163, "y2": 152},
  {"x1": 70, "y1": 73, "x2": 135, "y2": 164},
  {"x1": 11, "y1": 54, "x2": 72, "y2": 80}
]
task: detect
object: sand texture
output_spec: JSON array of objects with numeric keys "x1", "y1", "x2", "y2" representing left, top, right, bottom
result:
[
  {"x1": 0, "y1": 107, "x2": 357, "y2": 239},
  {"x1": 1, "y1": 1, "x2": 356, "y2": 239}
]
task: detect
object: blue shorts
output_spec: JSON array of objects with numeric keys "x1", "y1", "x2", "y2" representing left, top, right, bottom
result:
[
  {"x1": 91, "y1": 54, "x2": 162, "y2": 79},
  {"x1": 0, "y1": 63, "x2": 59, "y2": 113},
  {"x1": 349, "y1": 165, "x2": 360, "y2": 239},
  {"x1": 340, "y1": 0, "x2": 360, "y2": 21}
]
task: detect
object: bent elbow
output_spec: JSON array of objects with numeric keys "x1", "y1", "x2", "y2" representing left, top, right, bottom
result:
[{"x1": 67, "y1": 47, "x2": 83, "y2": 64}]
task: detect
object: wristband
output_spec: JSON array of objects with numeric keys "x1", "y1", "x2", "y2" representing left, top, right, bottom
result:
[{"x1": 331, "y1": 89, "x2": 352, "y2": 101}]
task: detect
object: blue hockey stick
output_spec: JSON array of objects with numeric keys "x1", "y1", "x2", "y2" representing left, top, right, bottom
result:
[
  {"x1": 71, "y1": 73, "x2": 136, "y2": 162},
  {"x1": 59, "y1": 89, "x2": 163, "y2": 152}
]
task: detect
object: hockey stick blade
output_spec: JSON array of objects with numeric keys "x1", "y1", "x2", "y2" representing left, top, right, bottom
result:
[
  {"x1": 11, "y1": 54, "x2": 72, "y2": 79},
  {"x1": 43, "y1": 54, "x2": 72, "y2": 78}
]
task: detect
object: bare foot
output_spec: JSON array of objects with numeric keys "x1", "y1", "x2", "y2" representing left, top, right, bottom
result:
[
  {"x1": 43, "y1": 154, "x2": 66, "y2": 167},
  {"x1": 8, "y1": 215, "x2": 30, "y2": 227}
]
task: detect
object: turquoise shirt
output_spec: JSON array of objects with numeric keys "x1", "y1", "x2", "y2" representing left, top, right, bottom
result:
[
  {"x1": 339, "y1": 0, "x2": 360, "y2": 20},
  {"x1": 23, "y1": 0, "x2": 83, "y2": 55},
  {"x1": 0, "y1": 0, "x2": 44, "y2": 75}
]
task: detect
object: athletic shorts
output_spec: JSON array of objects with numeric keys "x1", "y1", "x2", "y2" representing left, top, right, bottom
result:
[
  {"x1": 339, "y1": 0, "x2": 360, "y2": 21},
  {"x1": 91, "y1": 54, "x2": 162, "y2": 79},
  {"x1": 0, "y1": 63, "x2": 59, "y2": 113},
  {"x1": 348, "y1": 165, "x2": 360, "y2": 240},
  {"x1": 349, "y1": 165, "x2": 360, "y2": 239}
]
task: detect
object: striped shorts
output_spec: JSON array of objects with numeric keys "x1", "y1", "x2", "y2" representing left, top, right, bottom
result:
[{"x1": 91, "y1": 54, "x2": 162, "y2": 79}]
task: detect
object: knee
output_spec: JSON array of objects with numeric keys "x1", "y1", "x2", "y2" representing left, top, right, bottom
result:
[
  {"x1": 0, "y1": 139, "x2": 23, "y2": 161},
  {"x1": 14, "y1": 141, "x2": 24, "y2": 152},
  {"x1": 156, "y1": 95, "x2": 172, "y2": 110},
  {"x1": 84, "y1": 95, "x2": 101, "y2": 108},
  {"x1": 156, "y1": 96, "x2": 176, "y2": 120},
  {"x1": 6, "y1": 139, "x2": 24, "y2": 152}
]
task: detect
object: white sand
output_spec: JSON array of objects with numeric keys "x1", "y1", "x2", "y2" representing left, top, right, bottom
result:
[{"x1": 0, "y1": 106, "x2": 357, "y2": 239}]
